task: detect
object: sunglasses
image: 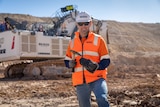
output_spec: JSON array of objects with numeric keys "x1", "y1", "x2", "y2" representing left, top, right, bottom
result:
[{"x1": 77, "y1": 22, "x2": 90, "y2": 26}]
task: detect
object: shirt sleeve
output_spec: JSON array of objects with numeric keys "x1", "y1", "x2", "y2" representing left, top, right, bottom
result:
[
  {"x1": 97, "y1": 37, "x2": 110, "y2": 70},
  {"x1": 98, "y1": 37, "x2": 109, "y2": 57},
  {"x1": 64, "y1": 42, "x2": 72, "y2": 68},
  {"x1": 65, "y1": 44, "x2": 72, "y2": 58}
]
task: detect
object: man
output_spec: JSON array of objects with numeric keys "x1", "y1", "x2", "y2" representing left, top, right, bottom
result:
[{"x1": 64, "y1": 11, "x2": 110, "y2": 107}]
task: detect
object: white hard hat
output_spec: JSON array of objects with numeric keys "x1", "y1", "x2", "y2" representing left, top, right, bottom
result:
[{"x1": 76, "y1": 12, "x2": 92, "y2": 22}]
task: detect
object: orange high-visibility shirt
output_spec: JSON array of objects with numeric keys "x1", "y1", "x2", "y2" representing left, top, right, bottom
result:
[{"x1": 65, "y1": 32, "x2": 109, "y2": 86}]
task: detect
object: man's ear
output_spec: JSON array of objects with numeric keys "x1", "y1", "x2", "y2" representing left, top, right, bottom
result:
[
  {"x1": 89, "y1": 21, "x2": 92, "y2": 26},
  {"x1": 76, "y1": 23, "x2": 79, "y2": 28}
]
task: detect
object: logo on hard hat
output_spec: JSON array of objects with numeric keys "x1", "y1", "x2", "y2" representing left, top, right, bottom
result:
[{"x1": 80, "y1": 16, "x2": 88, "y2": 18}]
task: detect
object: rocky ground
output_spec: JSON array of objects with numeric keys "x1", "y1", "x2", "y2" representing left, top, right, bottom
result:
[{"x1": 0, "y1": 61, "x2": 160, "y2": 107}]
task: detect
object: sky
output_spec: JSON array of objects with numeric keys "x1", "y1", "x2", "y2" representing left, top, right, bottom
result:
[{"x1": 0, "y1": 0, "x2": 160, "y2": 23}]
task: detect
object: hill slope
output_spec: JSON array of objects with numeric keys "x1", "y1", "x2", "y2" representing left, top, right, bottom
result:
[{"x1": 107, "y1": 21, "x2": 160, "y2": 53}]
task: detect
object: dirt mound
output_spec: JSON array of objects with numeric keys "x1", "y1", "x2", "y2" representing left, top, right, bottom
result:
[
  {"x1": 0, "y1": 13, "x2": 54, "y2": 23},
  {"x1": 0, "y1": 13, "x2": 57, "y2": 30},
  {"x1": 107, "y1": 21, "x2": 160, "y2": 53}
]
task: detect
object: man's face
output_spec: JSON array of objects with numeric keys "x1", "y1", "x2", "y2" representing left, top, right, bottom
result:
[{"x1": 77, "y1": 21, "x2": 91, "y2": 37}]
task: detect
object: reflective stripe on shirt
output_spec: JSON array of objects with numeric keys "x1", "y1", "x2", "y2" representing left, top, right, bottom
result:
[
  {"x1": 64, "y1": 56, "x2": 72, "y2": 60},
  {"x1": 93, "y1": 34, "x2": 99, "y2": 46},
  {"x1": 74, "y1": 67, "x2": 83, "y2": 72},
  {"x1": 100, "y1": 54, "x2": 110, "y2": 60}
]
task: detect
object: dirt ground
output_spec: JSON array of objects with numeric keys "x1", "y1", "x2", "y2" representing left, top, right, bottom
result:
[{"x1": 0, "y1": 61, "x2": 160, "y2": 107}]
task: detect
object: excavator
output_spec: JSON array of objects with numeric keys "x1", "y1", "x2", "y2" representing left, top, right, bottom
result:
[{"x1": 0, "y1": 5, "x2": 109, "y2": 79}]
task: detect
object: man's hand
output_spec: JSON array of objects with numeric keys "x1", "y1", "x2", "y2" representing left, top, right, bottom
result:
[
  {"x1": 80, "y1": 58, "x2": 99, "y2": 73},
  {"x1": 69, "y1": 60, "x2": 77, "y2": 68}
]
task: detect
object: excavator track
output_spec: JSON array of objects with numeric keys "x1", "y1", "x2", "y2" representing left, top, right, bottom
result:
[
  {"x1": 4, "y1": 62, "x2": 29, "y2": 78},
  {"x1": 4, "y1": 59, "x2": 72, "y2": 79}
]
